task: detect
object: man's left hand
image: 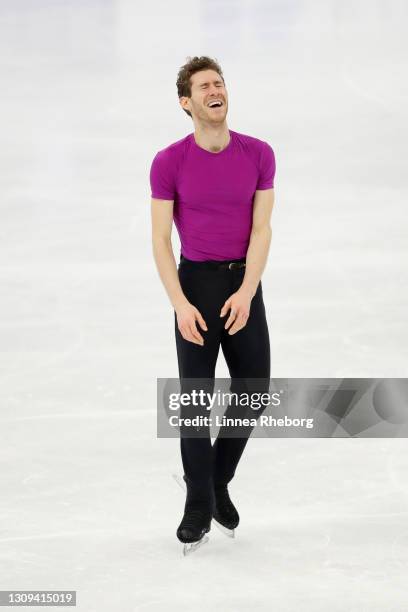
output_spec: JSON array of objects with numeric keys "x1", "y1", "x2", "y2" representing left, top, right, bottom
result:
[{"x1": 220, "y1": 288, "x2": 254, "y2": 335}]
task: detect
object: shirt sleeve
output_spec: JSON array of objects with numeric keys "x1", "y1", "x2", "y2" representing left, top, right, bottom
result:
[
  {"x1": 149, "y1": 149, "x2": 176, "y2": 200},
  {"x1": 256, "y1": 141, "x2": 276, "y2": 190}
]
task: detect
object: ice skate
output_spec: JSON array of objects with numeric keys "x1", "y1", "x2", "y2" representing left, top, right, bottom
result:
[
  {"x1": 213, "y1": 484, "x2": 239, "y2": 538},
  {"x1": 173, "y1": 473, "x2": 237, "y2": 539},
  {"x1": 176, "y1": 507, "x2": 211, "y2": 556},
  {"x1": 173, "y1": 474, "x2": 212, "y2": 555}
]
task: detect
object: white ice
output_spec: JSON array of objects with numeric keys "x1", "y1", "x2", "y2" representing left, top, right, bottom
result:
[{"x1": 1, "y1": 1, "x2": 408, "y2": 610}]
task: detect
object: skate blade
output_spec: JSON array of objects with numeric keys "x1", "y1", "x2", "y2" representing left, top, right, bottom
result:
[
  {"x1": 183, "y1": 534, "x2": 209, "y2": 556},
  {"x1": 172, "y1": 473, "x2": 186, "y2": 492},
  {"x1": 212, "y1": 519, "x2": 235, "y2": 538}
]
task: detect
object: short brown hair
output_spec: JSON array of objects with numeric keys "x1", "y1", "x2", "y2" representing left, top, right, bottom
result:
[{"x1": 176, "y1": 56, "x2": 225, "y2": 118}]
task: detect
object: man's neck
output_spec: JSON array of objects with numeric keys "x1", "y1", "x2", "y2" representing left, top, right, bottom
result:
[{"x1": 193, "y1": 123, "x2": 230, "y2": 153}]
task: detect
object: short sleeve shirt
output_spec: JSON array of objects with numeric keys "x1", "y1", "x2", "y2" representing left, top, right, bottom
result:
[{"x1": 149, "y1": 129, "x2": 276, "y2": 261}]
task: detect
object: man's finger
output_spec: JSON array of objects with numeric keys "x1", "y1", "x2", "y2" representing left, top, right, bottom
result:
[
  {"x1": 196, "y1": 312, "x2": 208, "y2": 331},
  {"x1": 189, "y1": 323, "x2": 204, "y2": 344},
  {"x1": 224, "y1": 310, "x2": 237, "y2": 330},
  {"x1": 179, "y1": 326, "x2": 202, "y2": 345},
  {"x1": 183, "y1": 331, "x2": 202, "y2": 345},
  {"x1": 228, "y1": 314, "x2": 248, "y2": 335},
  {"x1": 228, "y1": 324, "x2": 242, "y2": 335},
  {"x1": 220, "y1": 299, "x2": 231, "y2": 317}
]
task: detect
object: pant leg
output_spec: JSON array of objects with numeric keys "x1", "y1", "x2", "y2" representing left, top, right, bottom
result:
[
  {"x1": 213, "y1": 271, "x2": 271, "y2": 487},
  {"x1": 174, "y1": 265, "x2": 229, "y2": 503}
]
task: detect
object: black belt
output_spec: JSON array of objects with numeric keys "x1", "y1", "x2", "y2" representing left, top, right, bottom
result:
[
  {"x1": 179, "y1": 254, "x2": 246, "y2": 271},
  {"x1": 218, "y1": 261, "x2": 246, "y2": 270}
]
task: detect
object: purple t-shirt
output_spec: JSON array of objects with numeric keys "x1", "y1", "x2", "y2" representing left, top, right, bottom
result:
[{"x1": 149, "y1": 129, "x2": 276, "y2": 261}]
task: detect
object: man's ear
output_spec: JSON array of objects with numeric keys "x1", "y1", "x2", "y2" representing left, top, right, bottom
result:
[{"x1": 179, "y1": 96, "x2": 190, "y2": 113}]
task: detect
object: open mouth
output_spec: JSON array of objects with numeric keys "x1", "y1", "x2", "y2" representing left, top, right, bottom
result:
[{"x1": 207, "y1": 100, "x2": 223, "y2": 109}]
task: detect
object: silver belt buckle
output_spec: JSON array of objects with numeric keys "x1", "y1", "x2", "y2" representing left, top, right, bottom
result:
[{"x1": 228, "y1": 262, "x2": 245, "y2": 270}]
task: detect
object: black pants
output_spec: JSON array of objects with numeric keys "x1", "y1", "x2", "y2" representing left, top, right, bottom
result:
[{"x1": 174, "y1": 254, "x2": 270, "y2": 508}]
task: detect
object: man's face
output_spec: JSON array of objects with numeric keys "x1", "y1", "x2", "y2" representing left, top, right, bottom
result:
[{"x1": 180, "y1": 69, "x2": 228, "y2": 123}]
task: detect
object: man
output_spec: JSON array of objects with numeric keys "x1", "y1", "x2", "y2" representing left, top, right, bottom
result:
[{"x1": 150, "y1": 56, "x2": 276, "y2": 548}]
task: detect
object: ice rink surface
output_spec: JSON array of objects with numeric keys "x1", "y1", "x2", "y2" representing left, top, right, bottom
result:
[{"x1": 1, "y1": 0, "x2": 408, "y2": 610}]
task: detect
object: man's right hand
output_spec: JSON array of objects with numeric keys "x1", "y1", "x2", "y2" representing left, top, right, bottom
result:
[{"x1": 175, "y1": 301, "x2": 208, "y2": 346}]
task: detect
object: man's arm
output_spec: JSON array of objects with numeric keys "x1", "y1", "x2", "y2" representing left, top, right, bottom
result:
[
  {"x1": 220, "y1": 188, "x2": 275, "y2": 334},
  {"x1": 151, "y1": 197, "x2": 187, "y2": 309},
  {"x1": 151, "y1": 198, "x2": 207, "y2": 345},
  {"x1": 240, "y1": 188, "x2": 275, "y2": 298}
]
